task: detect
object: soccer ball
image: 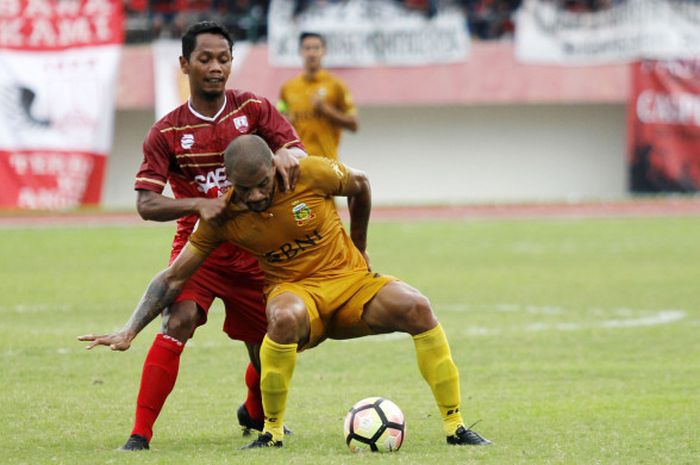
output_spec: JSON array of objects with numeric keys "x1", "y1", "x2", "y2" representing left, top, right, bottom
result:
[{"x1": 343, "y1": 397, "x2": 405, "y2": 452}]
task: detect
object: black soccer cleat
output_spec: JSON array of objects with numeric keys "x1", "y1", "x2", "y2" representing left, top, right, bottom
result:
[
  {"x1": 240, "y1": 432, "x2": 283, "y2": 449},
  {"x1": 446, "y1": 425, "x2": 492, "y2": 446},
  {"x1": 237, "y1": 404, "x2": 264, "y2": 436},
  {"x1": 120, "y1": 434, "x2": 150, "y2": 451},
  {"x1": 237, "y1": 404, "x2": 292, "y2": 436}
]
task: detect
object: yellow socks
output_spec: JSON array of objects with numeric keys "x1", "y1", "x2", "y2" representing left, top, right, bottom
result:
[
  {"x1": 260, "y1": 335, "x2": 297, "y2": 441},
  {"x1": 259, "y1": 326, "x2": 463, "y2": 439},
  {"x1": 413, "y1": 324, "x2": 464, "y2": 435}
]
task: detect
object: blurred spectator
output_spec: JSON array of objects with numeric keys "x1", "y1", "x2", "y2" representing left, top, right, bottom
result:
[
  {"x1": 292, "y1": 0, "x2": 312, "y2": 17},
  {"x1": 292, "y1": 0, "x2": 438, "y2": 18},
  {"x1": 121, "y1": 0, "x2": 623, "y2": 45},
  {"x1": 150, "y1": 0, "x2": 183, "y2": 38},
  {"x1": 400, "y1": 0, "x2": 439, "y2": 18},
  {"x1": 124, "y1": 0, "x2": 151, "y2": 42},
  {"x1": 125, "y1": 0, "x2": 149, "y2": 12},
  {"x1": 215, "y1": 0, "x2": 269, "y2": 42},
  {"x1": 459, "y1": 0, "x2": 520, "y2": 40},
  {"x1": 550, "y1": 0, "x2": 622, "y2": 12},
  {"x1": 124, "y1": 0, "x2": 269, "y2": 43}
]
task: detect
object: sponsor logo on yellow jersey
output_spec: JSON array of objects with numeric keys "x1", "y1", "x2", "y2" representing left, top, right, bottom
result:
[{"x1": 292, "y1": 201, "x2": 316, "y2": 225}]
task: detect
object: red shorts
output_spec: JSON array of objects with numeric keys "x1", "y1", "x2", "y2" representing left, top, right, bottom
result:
[{"x1": 170, "y1": 242, "x2": 267, "y2": 343}]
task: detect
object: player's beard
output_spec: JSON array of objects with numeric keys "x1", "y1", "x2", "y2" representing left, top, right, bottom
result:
[
  {"x1": 246, "y1": 184, "x2": 275, "y2": 212},
  {"x1": 201, "y1": 88, "x2": 224, "y2": 101},
  {"x1": 247, "y1": 198, "x2": 272, "y2": 212}
]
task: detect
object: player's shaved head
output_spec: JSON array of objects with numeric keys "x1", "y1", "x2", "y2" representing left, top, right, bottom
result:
[
  {"x1": 224, "y1": 134, "x2": 274, "y2": 179},
  {"x1": 224, "y1": 135, "x2": 277, "y2": 212}
]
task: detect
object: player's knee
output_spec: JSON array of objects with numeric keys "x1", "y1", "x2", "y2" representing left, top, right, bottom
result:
[
  {"x1": 266, "y1": 304, "x2": 305, "y2": 343},
  {"x1": 163, "y1": 307, "x2": 199, "y2": 340},
  {"x1": 403, "y1": 293, "x2": 437, "y2": 334}
]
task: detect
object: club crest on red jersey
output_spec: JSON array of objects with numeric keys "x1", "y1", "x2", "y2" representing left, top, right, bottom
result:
[
  {"x1": 181, "y1": 133, "x2": 194, "y2": 149},
  {"x1": 292, "y1": 201, "x2": 315, "y2": 226},
  {"x1": 233, "y1": 115, "x2": 249, "y2": 133}
]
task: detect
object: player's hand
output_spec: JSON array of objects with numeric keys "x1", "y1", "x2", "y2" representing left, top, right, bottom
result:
[
  {"x1": 311, "y1": 94, "x2": 329, "y2": 115},
  {"x1": 273, "y1": 149, "x2": 301, "y2": 192},
  {"x1": 77, "y1": 332, "x2": 133, "y2": 351},
  {"x1": 196, "y1": 196, "x2": 228, "y2": 224}
]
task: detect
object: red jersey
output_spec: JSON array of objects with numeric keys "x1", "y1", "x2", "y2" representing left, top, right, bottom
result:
[{"x1": 134, "y1": 89, "x2": 303, "y2": 256}]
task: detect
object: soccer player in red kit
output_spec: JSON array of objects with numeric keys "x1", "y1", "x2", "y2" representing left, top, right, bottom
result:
[{"x1": 80, "y1": 21, "x2": 305, "y2": 451}]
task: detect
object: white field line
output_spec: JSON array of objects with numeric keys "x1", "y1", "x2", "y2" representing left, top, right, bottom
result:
[
  {"x1": 0, "y1": 302, "x2": 133, "y2": 313},
  {"x1": 3, "y1": 303, "x2": 689, "y2": 348},
  {"x1": 447, "y1": 303, "x2": 686, "y2": 336},
  {"x1": 524, "y1": 310, "x2": 685, "y2": 332},
  {"x1": 598, "y1": 310, "x2": 686, "y2": 328},
  {"x1": 0, "y1": 303, "x2": 73, "y2": 313},
  {"x1": 343, "y1": 304, "x2": 688, "y2": 341},
  {"x1": 441, "y1": 303, "x2": 568, "y2": 314}
]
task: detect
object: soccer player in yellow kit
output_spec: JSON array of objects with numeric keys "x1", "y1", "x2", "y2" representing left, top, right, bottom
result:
[
  {"x1": 278, "y1": 32, "x2": 358, "y2": 160},
  {"x1": 80, "y1": 134, "x2": 491, "y2": 449}
]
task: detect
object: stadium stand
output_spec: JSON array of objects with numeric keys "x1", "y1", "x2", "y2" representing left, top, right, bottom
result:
[{"x1": 123, "y1": 0, "x2": 628, "y2": 44}]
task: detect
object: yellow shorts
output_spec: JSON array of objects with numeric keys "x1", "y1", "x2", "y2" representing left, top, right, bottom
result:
[{"x1": 266, "y1": 270, "x2": 397, "y2": 350}]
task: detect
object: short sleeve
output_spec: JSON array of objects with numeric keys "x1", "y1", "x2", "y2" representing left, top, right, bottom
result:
[
  {"x1": 134, "y1": 126, "x2": 171, "y2": 193},
  {"x1": 303, "y1": 156, "x2": 351, "y2": 196},
  {"x1": 188, "y1": 219, "x2": 225, "y2": 257},
  {"x1": 336, "y1": 80, "x2": 357, "y2": 116}
]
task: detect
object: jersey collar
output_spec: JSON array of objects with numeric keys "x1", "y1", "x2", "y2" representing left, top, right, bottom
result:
[
  {"x1": 187, "y1": 94, "x2": 227, "y2": 122},
  {"x1": 304, "y1": 69, "x2": 328, "y2": 82}
]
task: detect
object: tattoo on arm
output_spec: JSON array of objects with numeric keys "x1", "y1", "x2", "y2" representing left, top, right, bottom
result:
[{"x1": 121, "y1": 271, "x2": 182, "y2": 336}]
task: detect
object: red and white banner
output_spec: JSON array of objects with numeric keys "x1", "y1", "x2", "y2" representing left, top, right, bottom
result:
[
  {"x1": 628, "y1": 60, "x2": 700, "y2": 192},
  {"x1": 0, "y1": 0, "x2": 123, "y2": 209}
]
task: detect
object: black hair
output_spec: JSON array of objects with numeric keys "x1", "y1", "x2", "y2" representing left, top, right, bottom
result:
[
  {"x1": 182, "y1": 21, "x2": 234, "y2": 61},
  {"x1": 299, "y1": 31, "x2": 325, "y2": 48}
]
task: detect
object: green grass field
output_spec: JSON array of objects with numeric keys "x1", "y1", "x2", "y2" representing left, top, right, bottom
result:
[{"x1": 1, "y1": 216, "x2": 698, "y2": 464}]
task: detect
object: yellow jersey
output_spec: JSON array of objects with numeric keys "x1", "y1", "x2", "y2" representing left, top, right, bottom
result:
[
  {"x1": 189, "y1": 156, "x2": 368, "y2": 286},
  {"x1": 278, "y1": 70, "x2": 356, "y2": 160}
]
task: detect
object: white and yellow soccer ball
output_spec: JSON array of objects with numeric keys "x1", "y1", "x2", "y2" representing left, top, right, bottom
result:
[{"x1": 343, "y1": 397, "x2": 406, "y2": 452}]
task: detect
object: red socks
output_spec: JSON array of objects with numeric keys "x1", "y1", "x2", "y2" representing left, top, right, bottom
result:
[
  {"x1": 130, "y1": 334, "x2": 263, "y2": 441},
  {"x1": 244, "y1": 362, "x2": 264, "y2": 422},
  {"x1": 131, "y1": 333, "x2": 184, "y2": 441}
]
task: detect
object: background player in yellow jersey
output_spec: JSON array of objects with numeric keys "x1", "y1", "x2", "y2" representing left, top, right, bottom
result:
[
  {"x1": 79, "y1": 135, "x2": 491, "y2": 449},
  {"x1": 278, "y1": 32, "x2": 359, "y2": 160}
]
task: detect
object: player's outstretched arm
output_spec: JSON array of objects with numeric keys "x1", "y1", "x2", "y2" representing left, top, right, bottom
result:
[
  {"x1": 77, "y1": 244, "x2": 207, "y2": 351},
  {"x1": 136, "y1": 189, "x2": 228, "y2": 223}
]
